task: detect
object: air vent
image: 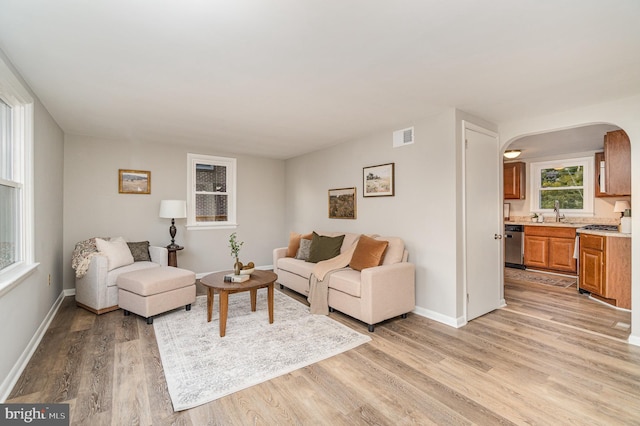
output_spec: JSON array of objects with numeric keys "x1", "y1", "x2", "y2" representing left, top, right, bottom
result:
[{"x1": 393, "y1": 127, "x2": 414, "y2": 148}]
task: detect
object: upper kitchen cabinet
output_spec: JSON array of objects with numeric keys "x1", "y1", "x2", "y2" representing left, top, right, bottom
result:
[
  {"x1": 596, "y1": 130, "x2": 631, "y2": 197},
  {"x1": 504, "y1": 161, "x2": 526, "y2": 199}
]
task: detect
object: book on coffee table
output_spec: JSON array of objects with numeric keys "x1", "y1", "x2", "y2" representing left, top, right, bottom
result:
[{"x1": 224, "y1": 273, "x2": 250, "y2": 283}]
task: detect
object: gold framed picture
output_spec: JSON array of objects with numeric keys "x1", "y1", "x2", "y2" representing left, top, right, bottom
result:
[
  {"x1": 328, "y1": 187, "x2": 356, "y2": 219},
  {"x1": 118, "y1": 169, "x2": 151, "y2": 194}
]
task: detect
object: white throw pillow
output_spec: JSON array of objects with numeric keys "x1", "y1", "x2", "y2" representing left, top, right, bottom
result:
[{"x1": 95, "y1": 237, "x2": 134, "y2": 271}]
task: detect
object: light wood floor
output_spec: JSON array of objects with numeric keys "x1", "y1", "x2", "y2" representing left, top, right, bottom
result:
[{"x1": 8, "y1": 279, "x2": 640, "y2": 425}]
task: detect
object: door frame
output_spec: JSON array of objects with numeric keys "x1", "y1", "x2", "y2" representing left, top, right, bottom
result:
[{"x1": 461, "y1": 120, "x2": 505, "y2": 323}]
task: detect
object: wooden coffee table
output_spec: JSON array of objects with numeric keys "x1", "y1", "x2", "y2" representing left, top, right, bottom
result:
[{"x1": 200, "y1": 270, "x2": 277, "y2": 337}]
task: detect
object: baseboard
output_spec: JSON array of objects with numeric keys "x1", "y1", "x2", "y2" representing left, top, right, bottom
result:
[
  {"x1": 0, "y1": 290, "x2": 66, "y2": 402},
  {"x1": 628, "y1": 334, "x2": 640, "y2": 347},
  {"x1": 64, "y1": 288, "x2": 75, "y2": 297},
  {"x1": 412, "y1": 306, "x2": 465, "y2": 328}
]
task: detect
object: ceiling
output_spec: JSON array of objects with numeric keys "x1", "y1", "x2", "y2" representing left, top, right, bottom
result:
[
  {"x1": 0, "y1": 1, "x2": 639, "y2": 159},
  {"x1": 506, "y1": 123, "x2": 622, "y2": 160}
]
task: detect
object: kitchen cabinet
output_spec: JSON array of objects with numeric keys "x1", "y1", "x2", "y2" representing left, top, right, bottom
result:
[
  {"x1": 596, "y1": 130, "x2": 631, "y2": 197},
  {"x1": 524, "y1": 226, "x2": 577, "y2": 274},
  {"x1": 579, "y1": 233, "x2": 631, "y2": 309},
  {"x1": 504, "y1": 161, "x2": 526, "y2": 200}
]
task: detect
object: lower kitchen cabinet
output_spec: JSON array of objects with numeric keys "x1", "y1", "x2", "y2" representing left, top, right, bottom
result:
[
  {"x1": 524, "y1": 226, "x2": 577, "y2": 274},
  {"x1": 579, "y1": 233, "x2": 631, "y2": 309}
]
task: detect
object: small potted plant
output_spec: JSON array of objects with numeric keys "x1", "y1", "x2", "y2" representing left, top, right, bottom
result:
[
  {"x1": 530, "y1": 213, "x2": 538, "y2": 222},
  {"x1": 229, "y1": 232, "x2": 244, "y2": 275}
]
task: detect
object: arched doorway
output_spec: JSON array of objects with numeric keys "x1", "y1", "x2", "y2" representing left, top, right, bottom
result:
[{"x1": 501, "y1": 122, "x2": 633, "y2": 341}]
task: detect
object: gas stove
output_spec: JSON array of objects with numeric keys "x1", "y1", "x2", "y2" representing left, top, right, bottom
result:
[{"x1": 580, "y1": 224, "x2": 619, "y2": 232}]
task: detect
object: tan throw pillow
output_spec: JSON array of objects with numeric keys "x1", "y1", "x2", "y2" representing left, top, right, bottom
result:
[
  {"x1": 349, "y1": 235, "x2": 389, "y2": 271},
  {"x1": 286, "y1": 232, "x2": 313, "y2": 257},
  {"x1": 95, "y1": 237, "x2": 134, "y2": 271}
]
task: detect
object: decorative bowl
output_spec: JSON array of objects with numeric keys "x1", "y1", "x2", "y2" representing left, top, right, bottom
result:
[{"x1": 239, "y1": 268, "x2": 255, "y2": 275}]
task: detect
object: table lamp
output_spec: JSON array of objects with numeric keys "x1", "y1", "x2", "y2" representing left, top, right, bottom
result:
[
  {"x1": 613, "y1": 200, "x2": 630, "y2": 218},
  {"x1": 159, "y1": 200, "x2": 187, "y2": 248}
]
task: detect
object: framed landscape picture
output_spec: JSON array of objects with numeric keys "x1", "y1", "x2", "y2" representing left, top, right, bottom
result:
[
  {"x1": 363, "y1": 163, "x2": 394, "y2": 197},
  {"x1": 119, "y1": 169, "x2": 151, "y2": 194},
  {"x1": 328, "y1": 187, "x2": 356, "y2": 219}
]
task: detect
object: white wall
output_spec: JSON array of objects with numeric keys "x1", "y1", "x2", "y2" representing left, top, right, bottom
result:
[
  {"x1": 0, "y1": 51, "x2": 64, "y2": 399},
  {"x1": 63, "y1": 136, "x2": 286, "y2": 288},
  {"x1": 498, "y1": 94, "x2": 640, "y2": 345},
  {"x1": 285, "y1": 109, "x2": 469, "y2": 324}
]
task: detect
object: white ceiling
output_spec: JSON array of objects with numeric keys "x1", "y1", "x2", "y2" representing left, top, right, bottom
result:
[{"x1": 1, "y1": 1, "x2": 639, "y2": 159}]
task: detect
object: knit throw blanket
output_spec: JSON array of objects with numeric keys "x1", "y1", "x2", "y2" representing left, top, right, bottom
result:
[
  {"x1": 71, "y1": 237, "x2": 108, "y2": 279},
  {"x1": 307, "y1": 238, "x2": 359, "y2": 315}
]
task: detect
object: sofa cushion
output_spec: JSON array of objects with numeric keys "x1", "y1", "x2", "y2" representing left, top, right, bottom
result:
[
  {"x1": 377, "y1": 236, "x2": 405, "y2": 265},
  {"x1": 328, "y1": 269, "x2": 362, "y2": 298},
  {"x1": 127, "y1": 241, "x2": 151, "y2": 262},
  {"x1": 349, "y1": 235, "x2": 389, "y2": 271},
  {"x1": 96, "y1": 237, "x2": 134, "y2": 271},
  {"x1": 308, "y1": 232, "x2": 344, "y2": 263},
  {"x1": 315, "y1": 231, "x2": 359, "y2": 254},
  {"x1": 277, "y1": 257, "x2": 315, "y2": 279},
  {"x1": 286, "y1": 232, "x2": 313, "y2": 257},
  {"x1": 295, "y1": 238, "x2": 312, "y2": 260}
]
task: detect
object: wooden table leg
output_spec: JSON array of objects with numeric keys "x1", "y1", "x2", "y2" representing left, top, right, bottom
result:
[
  {"x1": 250, "y1": 288, "x2": 257, "y2": 312},
  {"x1": 219, "y1": 290, "x2": 229, "y2": 337},
  {"x1": 207, "y1": 287, "x2": 214, "y2": 322},
  {"x1": 268, "y1": 282, "x2": 274, "y2": 324}
]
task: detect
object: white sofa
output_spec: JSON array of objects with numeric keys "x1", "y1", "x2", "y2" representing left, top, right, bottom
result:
[
  {"x1": 75, "y1": 244, "x2": 168, "y2": 314},
  {"x1": 273, "y1": 232, "x2": 415, "y2": 331}
]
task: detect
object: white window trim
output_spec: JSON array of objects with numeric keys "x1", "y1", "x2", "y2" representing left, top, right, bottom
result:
[
  {"x1": 0, "y1": 55, "x2": 38, "y2": 295},
  {"x1": 186, "y1": 153, "x2": 237, "y2": 230},
  {"x1": 529, "y1": 156, "x2": 594, "y2": 217}
]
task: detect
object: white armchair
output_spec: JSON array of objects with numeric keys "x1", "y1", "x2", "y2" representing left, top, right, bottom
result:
[{"x1": 75, "y1": 244, "x2": 168, "y2": 314}]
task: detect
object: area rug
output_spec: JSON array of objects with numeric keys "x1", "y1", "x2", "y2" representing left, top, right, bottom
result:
[
  {"x1": 504, "y1": 268, "x2": 576, "y2": 288},
  {"x1": 153, "y1": 291, "x2": 371, "y2": 411}
]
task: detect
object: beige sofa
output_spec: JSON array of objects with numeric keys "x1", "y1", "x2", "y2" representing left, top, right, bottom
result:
[{"x1": 273, "y1": 232, "x2": 415, "y2": 331}]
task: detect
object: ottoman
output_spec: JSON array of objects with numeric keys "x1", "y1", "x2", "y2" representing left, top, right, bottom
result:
[{"x1": 117, "y1": 266, "x2": 196, "y2": 324}]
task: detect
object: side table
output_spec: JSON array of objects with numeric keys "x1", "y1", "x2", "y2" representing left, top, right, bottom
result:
[{"x1": 167, "y1": 246, "x2": 184, "y2": 267}]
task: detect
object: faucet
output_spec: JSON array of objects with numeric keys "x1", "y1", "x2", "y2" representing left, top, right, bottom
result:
[{"x1": 553, "y1": 200, "x2": 565, "y2": 222}]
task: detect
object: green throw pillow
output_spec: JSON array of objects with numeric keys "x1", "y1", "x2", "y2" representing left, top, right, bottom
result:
[
  {"x1": 127, "y1": 241, "x2": 151, "y2": 262},
  {"x1": 307, "y1": 232, "x2": 345, "y2": 263}
]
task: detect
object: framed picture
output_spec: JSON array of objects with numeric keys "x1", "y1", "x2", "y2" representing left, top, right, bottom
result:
[
  {"x1": 363, "y1": 163, "x2": 394, "y2": 197},
  {"x1": 118, "y1": 169, "x2": 151, "y2": 194},
  {"x1": 328, "y1": 187, "x2": 356, "y2": 219}
]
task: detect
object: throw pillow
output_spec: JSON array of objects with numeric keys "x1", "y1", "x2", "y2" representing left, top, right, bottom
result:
[
  {"x1": 127, "y1": 241, "x2": 151, "y2": 262},
  {"x1": 95, "y1": 237, "x2": 135, "y2": 271},
  {"x1": 307, "y1": 232, "x2": 345, "y2": 263},
  {"x1": 287, "y1": 232, "x2": 314, "y2": 257},
  {"x1": 295, "y1": 238, "x2": 312, "y2": 260},
  {"x1": 349, "y1": 235, "x2": 389, "y2": 271}
]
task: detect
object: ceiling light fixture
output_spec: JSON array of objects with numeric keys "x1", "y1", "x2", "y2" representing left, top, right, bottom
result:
[{"x1": 503, "y1": 150, "x2": 522, "y2": 159}]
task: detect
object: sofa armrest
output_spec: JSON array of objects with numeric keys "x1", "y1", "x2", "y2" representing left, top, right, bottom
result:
[
  {"x1": 75, "y1": 254, "x2": 109, "y2": 310},
  {"x1": 149, "y1": 246, "x2": 168, "y2": 266},
  {"x1": 360, "y1": 262, "x2": 416, "y2": 324},
  {"x1": 273, "y1": 247, "x2": 287, "y2": 273}
]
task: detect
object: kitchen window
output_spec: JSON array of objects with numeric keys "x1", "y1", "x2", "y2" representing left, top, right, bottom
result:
[
  {"x1": 186, "y1": 153, "x2": 237, "y2": 229},
  {"x1": 0, "y1": 55, "x2": 37, "y2": 293},
  {"x1": 530, "y1": 157, "x2": 593, "y2": 216}
]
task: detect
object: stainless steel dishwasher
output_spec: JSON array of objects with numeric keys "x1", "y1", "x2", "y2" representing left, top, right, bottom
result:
[{"x1": 504, "y1": 224, "x2": 525, "y2": 269}]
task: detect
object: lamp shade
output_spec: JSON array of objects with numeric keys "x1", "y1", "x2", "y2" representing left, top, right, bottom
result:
[
  {"x1": 159, "y1": 200, "x2": 187, "y2": 218},
  {"x1": 503, "y1": 150, "x2": 521, "y2": 159},
  {"x1": 613, "y1": 200, "x2": 630, "y2": 213}
]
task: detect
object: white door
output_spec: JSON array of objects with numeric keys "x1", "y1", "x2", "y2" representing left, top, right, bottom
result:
[{"x1": 464, "y1": 122, "x2": 502, "y2": 321}]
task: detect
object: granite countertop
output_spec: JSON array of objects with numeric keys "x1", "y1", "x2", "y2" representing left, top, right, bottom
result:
[{"x1": 505, "y1": 220, "x2": 631, "y2": 238}]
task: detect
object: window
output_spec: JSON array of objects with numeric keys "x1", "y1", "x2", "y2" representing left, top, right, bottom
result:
[
  {"x1": 0, "y1": 56, "x2": 36, "y2": 293},
  {"x1": 187, "y1": 153, "x2": 237, "y2": 229},
  {"x1": 530, "y1": 157, "x2": 593, "y2": 215}
]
